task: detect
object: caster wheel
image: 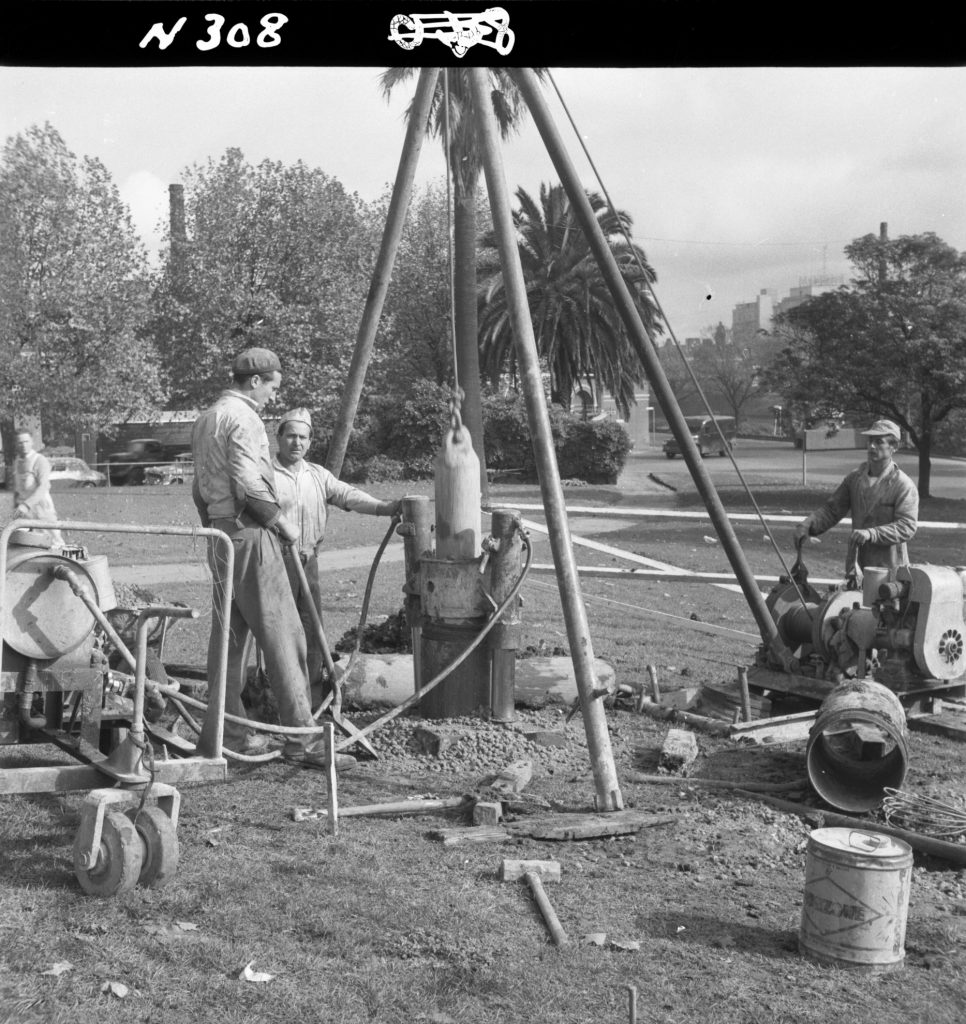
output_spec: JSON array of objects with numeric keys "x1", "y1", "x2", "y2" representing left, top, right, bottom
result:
[
  {"x1": 126, "y1": 806, "x2": 179, "y2": 888},
  {"x1": 74, "y1": 810, "x2": 143, "y2": 897}
]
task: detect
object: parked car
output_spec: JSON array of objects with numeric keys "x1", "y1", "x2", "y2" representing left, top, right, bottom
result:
[
  {"x1": 106, "y1": 438, "x2": 187, "y2": 485},
  {"x1": 145, "y1": 453, "x2": 194, "y2": 485},
  {"x1": 48, "y1": 456, "x2": 107, "y2": 489},
  {"x1": 663, "y1": 415, "x2": 736, "y2": 458}
]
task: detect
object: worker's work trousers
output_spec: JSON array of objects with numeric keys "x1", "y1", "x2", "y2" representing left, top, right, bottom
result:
[
  {"x1": 283, "y1": 549, "x2": 328, "y2": 703},
  {"x1": 206, "y1": 521, "x2": 313, "y2": 748}
]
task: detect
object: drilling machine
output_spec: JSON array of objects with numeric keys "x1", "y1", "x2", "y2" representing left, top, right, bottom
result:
[{"x1": 752, "y1": 544, "x2": 966, "y2": 709}]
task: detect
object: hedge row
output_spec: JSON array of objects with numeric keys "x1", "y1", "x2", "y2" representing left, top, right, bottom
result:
[{"x1": 322, "y1": 383, "x2": 632, "y2": 485}]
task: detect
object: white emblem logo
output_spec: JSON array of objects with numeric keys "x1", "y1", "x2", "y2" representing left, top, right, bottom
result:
[{"x1": 389, "y1": 8, "x2": 514, "y2": 57}]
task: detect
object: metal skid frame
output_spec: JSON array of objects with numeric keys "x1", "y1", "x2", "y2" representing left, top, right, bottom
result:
[{"x1": 0, "y1": 518, "x2": 234, "y2": 796}]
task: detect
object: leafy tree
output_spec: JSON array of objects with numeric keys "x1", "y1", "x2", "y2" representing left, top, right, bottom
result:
[
  {"x1": 689, "y1": 334, "x2": 780, "y2": 429},
  {"x1": 478, "y1": 183, "x2": 660, "y2": 416},
  {"x1": 657, "y1": 340, "x2": 701, "y2": 414},
  {"x1": 0, "y1": 123, "x2": 164, "y2": 449},
  {"x1": 370, "y1": 181, "x2": 454, "y2": 391},
  {"x1": 380, "y1": 68, "x2": 545, "y2": 493},
  {"x1": 767, "y1": 232, "x2": 966, "y2": 497},
  {"x1": 149, "y1": 148, "x2": 374, "y2": 420}
]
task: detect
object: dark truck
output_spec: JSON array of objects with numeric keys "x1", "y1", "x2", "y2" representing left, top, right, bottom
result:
[{"x1": 106, "y1": 438, "x2": 189, "y2": 485}]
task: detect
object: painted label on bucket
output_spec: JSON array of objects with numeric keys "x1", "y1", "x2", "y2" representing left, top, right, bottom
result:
[{"x1": 799, "y1": 828, "x2": 912, "y2": 970}]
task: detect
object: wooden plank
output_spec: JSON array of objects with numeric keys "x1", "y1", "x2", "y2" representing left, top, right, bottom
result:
[
  {"x1": 507, "y1": 811, "x2": 677, "y2": 841},
  {"x1": 744, "y1": 665, "x2": 834, "y2": 702},
  {"x1": 430, "y1": 811, "x2": 678, "y2": 845},
  {"x1": 907, "y1": 714, "x2": 966, "y2": 743},
  {"x1": 0, "y1": 756, "x2": 226, "y2": 794},
  {"x1": 430, "y1": 825, "x2": 509, "y2": 846},
  {"x1": 729, "y1": 710, "x2": 818, "y2": 744},
  {"x1": 293, "y1": 796, "x2": 473, "y2": 822}
]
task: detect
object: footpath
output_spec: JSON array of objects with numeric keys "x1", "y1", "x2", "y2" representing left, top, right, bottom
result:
[
  {"x1": 108, "y1": 516, "x2": 637, "y2": 586},
  {"x1": 110, "y1": 542, "x2": 406, "y2": 585}
]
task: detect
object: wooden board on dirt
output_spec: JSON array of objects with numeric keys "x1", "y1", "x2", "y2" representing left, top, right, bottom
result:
[
  {"x1": 510, "y1": 811, "x2": 678, "y2": 841},
  {"x1": 430, "y1": 811, "x2": 678, "y2": 845},
  {"x1": 907, "y1": 713, "x2": 966, "y2": 743}
]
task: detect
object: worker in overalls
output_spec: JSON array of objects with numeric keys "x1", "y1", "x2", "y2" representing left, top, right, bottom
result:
[
  {"x1": 794, "y1": 418, "x2": 919, "y2": 587},
  {"x1": 272, "y1": 407, "x2": 402, "y2": 702},
  {"x1": 12, "y1": 430, "x2": 65, "y2": 548},
  {"x1": 191, "y1": 348, "x2": 354, "y2": 769}
]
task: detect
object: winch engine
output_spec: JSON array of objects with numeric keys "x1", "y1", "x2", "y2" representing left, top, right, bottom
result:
[{"x1": 763, "y1": 563, "x2": 966, "y2": 690}]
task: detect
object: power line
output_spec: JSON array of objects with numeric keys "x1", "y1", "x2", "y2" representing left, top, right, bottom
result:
[{"x1": 639, "y1": 236, "x2": 850, "y2": 249}]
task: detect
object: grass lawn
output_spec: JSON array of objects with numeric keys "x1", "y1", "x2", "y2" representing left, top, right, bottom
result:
[{"x1": 2, "y1": 477, "x2": 966, "y2": 1023}]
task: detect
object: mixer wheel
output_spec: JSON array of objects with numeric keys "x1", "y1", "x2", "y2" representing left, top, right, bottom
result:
[
  {"x1": 73, "y1": 810, "x2": 143, "y2": 897},
  {"x1": 126, "y1": 806, "x2": 179, "y2": 887}
]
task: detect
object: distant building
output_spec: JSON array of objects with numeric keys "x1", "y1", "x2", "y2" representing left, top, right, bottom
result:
[
  {"x1": 774, "y1": 277, "x2": 842, "y2": 318},
  {"x1": 731, "y1": 289, "x2": 778, "y2": 349},
  {"x1": 731, "y1": 277, "x2": 844, "y2": 347}
]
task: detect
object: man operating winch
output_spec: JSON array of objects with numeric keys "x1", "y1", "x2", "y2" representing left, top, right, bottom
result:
[
  {"x1": 271, "y1": 406, "x2": 402, "y2": 703},
  {"x1": 190, "y1": 347, "x2": 355, "y2": 770},
  {"x1": 794, "y1": 418, "x2": 919, "y2": 586}
]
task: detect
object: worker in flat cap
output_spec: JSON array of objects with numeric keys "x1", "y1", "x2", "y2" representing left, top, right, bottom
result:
[
  {"x1": 273, "y1": 406, "x2": 403, "y2": 699},
  {"x1": 794, "y1": 417, "x2": 918, "y2": 586},
  {"x1": 191, "y1": 347, "x2": 354, "y2": 769}
]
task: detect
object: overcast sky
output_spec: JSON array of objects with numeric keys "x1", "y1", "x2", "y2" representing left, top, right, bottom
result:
[{"x1": 1, "y1": 64, "x2": 963, "y2": 340}]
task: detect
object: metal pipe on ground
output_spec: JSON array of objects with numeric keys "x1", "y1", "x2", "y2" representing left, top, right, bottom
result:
[
  {"x1": 508, "y1": 67, "x2": 796, "y2": 674},
  {"x1": 735, "y1": 790, "x2": 966, "y2": 867},
  {"x1": 469, "y1": 65, "x2": 622, "y2": 812}
]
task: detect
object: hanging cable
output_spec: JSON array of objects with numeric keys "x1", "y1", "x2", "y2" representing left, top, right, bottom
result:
[
  {"x1": 442, "y1": 67, "x2": 460, "y2": 388},
  {"x1": 545, "y1": 70, "x2": 812, "y2": 615}
]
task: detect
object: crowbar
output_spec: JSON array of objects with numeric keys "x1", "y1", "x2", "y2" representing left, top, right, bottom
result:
[{"x1": 288, "y1": 548, "x2": 378, "y2": 759}]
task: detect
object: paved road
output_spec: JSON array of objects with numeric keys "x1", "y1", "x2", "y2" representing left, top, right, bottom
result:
[
  {"x1": 623, "y1": 435, "x2": 966, "y2": 501},
  {"x1": 111, "y1": 437, "x2": 962, "y2": 586}
]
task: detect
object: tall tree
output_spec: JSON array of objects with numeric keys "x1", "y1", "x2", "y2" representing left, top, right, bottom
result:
[
  {"x1": 370, "y1": 181, "x2": 454, "y2": 391},
  {"x1": 687, "y1": 333, "x2": 779, "y2": 429},
  {"x1": 767, "y1": 231, "x2": 966, "y2": 498},
  {"x1": 379, "y1": 68, "x2": 544, "y2": 491},
  {"x1": 149, "y1": 148, "x2": 374, "y2": 418},
  {"x1": 0, "y1": 123, "x2": 164, "y2": 448},
  {"x1": 478, "y1": 183, "x2": 661, "y2": 417}
]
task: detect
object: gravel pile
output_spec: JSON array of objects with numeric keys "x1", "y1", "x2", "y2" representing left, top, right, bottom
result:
[{"x1": 360, "y1": 707, "x2": 597, "y2": 778}]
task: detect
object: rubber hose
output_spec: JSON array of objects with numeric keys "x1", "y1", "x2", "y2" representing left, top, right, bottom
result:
[
  {"x1": 333, "y1": 533, "x2": 533, "y2": 752},
  {"x1": 158, "y1": 526, "x2": 532, "y2": 760}
]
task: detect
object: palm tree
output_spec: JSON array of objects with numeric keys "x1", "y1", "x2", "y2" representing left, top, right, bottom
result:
[
  {"x1": 379, "y1": 69, "x2": 545, "y2": 493},
  {"x1": 478, "y1": 182, "x2": 662, "y2": 418}
]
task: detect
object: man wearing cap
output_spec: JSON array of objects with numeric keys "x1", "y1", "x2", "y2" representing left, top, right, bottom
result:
[
  {"x1": 794, "y1": 418, "x2": 919, "y2": 582},
  {"x1": 191, "y1": 348, "x2": 351, "y2": 768},
  {"x1": 272, "y1": 407, "x2": 402, "y2": 696}
]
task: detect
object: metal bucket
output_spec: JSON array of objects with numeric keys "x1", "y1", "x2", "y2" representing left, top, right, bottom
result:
[
  {"x1": 806, "y1": 679, "x2": 908, "y2": 812},
  {"x1": 3, "y1": 550, "x2": 100, "y2": 659},
  {"x1": 799, "y1": 827, "x2": 912, "y2": 970}
]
